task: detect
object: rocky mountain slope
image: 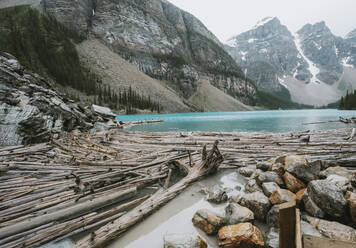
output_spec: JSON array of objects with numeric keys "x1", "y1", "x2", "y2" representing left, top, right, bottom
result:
[
  {"x1": 0, "y1": 52, "x2": 101, "y2": 146},
  {"x1": 226, "y1": 17, "x2": 356, "y2": 106},
  {"x1": 41, "y1": 0, "x2": 257, "y2": 110}
]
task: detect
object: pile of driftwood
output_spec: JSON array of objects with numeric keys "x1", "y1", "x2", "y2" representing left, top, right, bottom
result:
[{"x1": 0, "y1": 128, "x2": 355, "y2": 248}]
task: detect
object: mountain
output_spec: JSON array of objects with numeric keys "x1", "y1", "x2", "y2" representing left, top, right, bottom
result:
[
  {"x1": 226, "y1": 17, "x2": 356, "y2": 106},
  {"x1": 39, "y1": 0, "x2": 257, "y2": 111}
]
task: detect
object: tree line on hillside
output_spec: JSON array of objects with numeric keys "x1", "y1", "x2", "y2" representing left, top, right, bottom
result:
[
  {"x1": 339, "y1": 90, "x2": 356, "y2": 110},
  {"x1": 0, "y1": 6, "x2": 162, "y2": 114},
  {"x1": 95, "y1": 85, "x2": 161, "y2": 114}
]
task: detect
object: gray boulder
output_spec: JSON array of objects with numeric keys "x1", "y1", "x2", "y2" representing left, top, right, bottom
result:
[
  {"x1": 284, "y1": 155, "x2": 320, "y2": 182},
  {"x1": 163, "y1": 233, "x2": 207, "y2": 248},
  {"x1": 301, "y1": 220, "x2": 322, "y2": 237},
  {"x1": 225, "y1": 202, "x2": 254, "y2": 224},
  {"x1": 303, "y1": 215, "x2": 356, "y2": 243},
  {"x1": 204, "y1": 185, "x2": 228, "y2": 204},
  {"x1": 319, "y1": 166, "x2": 355, "y2": 181},
  {"x1": 262, "y1": 182, "x2": 280, "y2": 197},
  {"x1": 302, "y1": 194, "x2": 325, "y2": 218},
  {"x1": 192, "y1": 209, "x2": 225, "y2": 235},
  {"x1": 256, "y1": 161, "x2": 272, "y2": 171},
  {"x1": 237, "y1": 167, "x2": 256, "y2": 177},
  {"x1": 257, "y1": 171, "x2": 284, "y2": 186},
  {"x1": 244, "y1": 179, "x2": 264, "y2": 193},
  {"x1": 266, "y1": 227, "x2": 279, "y2": 248},
  {"x1": 240, "y1": 191, "x2": 271, "y2": 220},
  {"x1": 266, "y1": 205, "x2": 280, "y2": 228},
  {"x1": 308, "y1": 179, "x2": 348, "y2": 218}
]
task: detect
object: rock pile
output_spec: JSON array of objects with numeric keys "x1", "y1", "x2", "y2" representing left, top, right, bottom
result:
[{"x1": 187, "y1": 154, "x2": 355, "y2": 248}]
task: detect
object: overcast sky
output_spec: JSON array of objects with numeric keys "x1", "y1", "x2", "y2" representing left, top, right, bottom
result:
[{"x1": 167, "y1": 0, "x2": 356, "y2": 42}]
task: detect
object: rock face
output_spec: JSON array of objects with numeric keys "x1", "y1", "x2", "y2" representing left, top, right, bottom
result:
[
  {"x1": 0, "y1": 53, "x2": 97, "y2": 146},
  {"x1": 192, "y1": 209, "x2": 224, "y2": 235},
  {"x1": 225, "y1": 203, "x2": 254, "y2": 225},
  {"x1": 240, "y1": 192, "x2": 271, "y2": 220},
  {"x1": 307, "y1": 179, "x2": 348, "y2": 218},
  {"x1": 42, "y1": 0, "x2": 257, "y2": 106},
  {"x1": 304, "y1": 215, "x2": 356, "y2": 243},
  {"x1": 225, "y1": 17, "x2": 356, "y2": 106},
  {"x1": 218, "y1": 223, "x2": 264, "y2": 248},
  {"x1": 163, "y1": 233, "x2": 207, "y2": 248}
]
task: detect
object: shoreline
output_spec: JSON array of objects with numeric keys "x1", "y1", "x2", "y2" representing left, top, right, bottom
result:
[{"x1": 0, "y1": 128, "x2": 355, "y2": 247}]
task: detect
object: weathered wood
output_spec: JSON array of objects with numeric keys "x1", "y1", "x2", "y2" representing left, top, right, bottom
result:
[
  {"x1": 303, "y1": 235, "x2": 356, "y2": 248},
  {"x1": 279, "y1": 201, "x2": 296, "y2": 248},
  {"x1": 0, "y1": 187, "x2": 137, "y2": 239},
  {"x1": 74, "y1": 140, "x2": 223, "y2": 248},
  {"x1": 295, "y1": 209, "x2": 302, "y2": 248}
]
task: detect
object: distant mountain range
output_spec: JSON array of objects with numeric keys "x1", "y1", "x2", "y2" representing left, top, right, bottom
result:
[{"x1": 225, "y1": 17, "x2": 356, "y2": 106}]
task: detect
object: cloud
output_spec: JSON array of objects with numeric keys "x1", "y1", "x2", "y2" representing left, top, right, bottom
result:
[{"x1": 167, "y1": 0, "x2": 356, "y2": 42}]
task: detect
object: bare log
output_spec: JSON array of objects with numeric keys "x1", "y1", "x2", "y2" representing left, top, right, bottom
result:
[{"x1": 74, "y1": 141, "x2": 223, "y2": 248}]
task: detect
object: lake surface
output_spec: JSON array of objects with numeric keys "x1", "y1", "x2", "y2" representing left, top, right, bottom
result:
[{"x1": 117, "y1": 109, "x2": 356, "y2": 133}]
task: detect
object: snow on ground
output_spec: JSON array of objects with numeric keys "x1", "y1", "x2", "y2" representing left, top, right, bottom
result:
[
  {"x1": 240, "y1": 51, "x2": 247, "y2": 61},
  {"x1": 248, "y1": 38, "x2": 257, "y2": 43},
  {"x1": 278, "y1": 77, "x2": 288, "y2": 89},
  {"x1": 294, "y1": 34, "x2": 320, "y2": 83},
  {"x1": 282, "y1": 76, "x2": 341, "y2": 106},
  {"x1": 225, "y1": 37, "x2": 237, "y2": 47},
  {"x1": 342, "y1": 57, "x2": 353, "y2": 68}
]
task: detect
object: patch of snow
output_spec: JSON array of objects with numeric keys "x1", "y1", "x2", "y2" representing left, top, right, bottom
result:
[
  {"x1": 253, "y1": 17, "x2": 274, "y2": 29},
  {"x1": 248, "y1": 38, "x2": 256, "y2": 43},
  {"x1": 312, "y1": 40, "x2": 322, "y2": 50},
  {"x1": 244, "y1": 69, "x2": 248, "y2": 76},
  {"x1": 92, "y1": 9, "x2": 95, "y2": 16},
  {"x1": 240, "y1": 51, "x2": 247, "y2": 61},
  {"x1": 225, "y1": 37, "x2": 237, "y2": 47},
  {"x1": 342, "y1": 57, "x2": 353, "y2": 68},
  {"x1": 294, "y1": 34, "x2": 320, "y2": 83},
  {"x1": 334, "y1": 45, "x2": 339, "y2": 56},
  {"x1": 278, "y1": 77, "x2": 288, "y2": 89},
  {"x1": 259, "y1": 48, "x2": 268, "y2": 53}
]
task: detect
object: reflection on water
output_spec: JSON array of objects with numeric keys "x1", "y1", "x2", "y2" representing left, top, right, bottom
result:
[
  {"x1": 108, "y1": 170, "x2": 246, "y2": 248},
  {"x1": 117, "y1": 109, "x2": 356, "y2": 133}
]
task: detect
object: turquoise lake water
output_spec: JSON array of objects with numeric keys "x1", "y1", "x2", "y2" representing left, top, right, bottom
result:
[{"x1": 116, "y1": 109, "x2": 356, "y2": 133}]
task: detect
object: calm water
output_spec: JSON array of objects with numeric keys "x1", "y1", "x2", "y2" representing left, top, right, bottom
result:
[{"x1": 117, "y1": 109, "x2": 356, "y2": 133}]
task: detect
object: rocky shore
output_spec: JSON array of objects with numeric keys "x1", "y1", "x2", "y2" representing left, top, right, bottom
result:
[
  {"x1": 0, "y1": 52, "x2": 121, "y2": 147},
  {"x1": 166, "y1": 154, "x2": 356, "y2": 248}
]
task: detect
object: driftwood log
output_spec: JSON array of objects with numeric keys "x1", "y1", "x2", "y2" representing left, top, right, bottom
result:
[
  {"x1": 0, "y1": 128, "x2": 355, "y2": 247},
  {"x1": 74, "y1": 141, "x2": 223, "y2": 248}
]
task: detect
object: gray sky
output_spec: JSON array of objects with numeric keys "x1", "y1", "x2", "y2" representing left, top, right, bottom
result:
[{"x1": 167, "y1": 0, "x2": 356, "y2": 42}]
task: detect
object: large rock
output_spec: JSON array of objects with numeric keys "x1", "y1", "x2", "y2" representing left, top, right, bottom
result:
[
  {"x1": 163, "y1": 233, "x2": 207, "y2": 248},
  {"x1": 301, "y1": 220, "x2": 322, "y2": 237},
  {"x1": 346, "y1": 191, "x2": 356, "y2": 223},
  {"x1": 256, "y1": 161, "x2": 272, "y2": 171},
  {"x1": 269, "y1": 163, "x2": 285, "y2": 177},
  {"x1": 192, "y1": 209, "x2": 225, "y2": 235},
  {"x1": 262, "y1": 182, "x2": 280, "y2": 197},
  {"x1": 266, "y1": 227, "x2": 279, "y2": 248},
  {"x1": 204, "y1": 185, "x2": 228, "y2": 203},
  {"x1": 240, "y1": 192, "x2": 271, "y2": 220},
  {"x1": 269, "y1": 189, "x2": 296, "y2": 205},
  {"x1": 266, "y1": 205, "x2": 280, "y2": 228},
  {"x1": 238, "y1": 167, "x2": 256, "y2": 177},
  {"x1": 244, "y1": 179, "x2": 263, "y2": 193},
  {"x1": 218, "y1": 223, "x2": 264, "y2": 248},
  {"x1": 91, "y1": 104, "x2": 116, "y2": 118},
  {"x1": 319, "y1": 166, "x2": 356, "y2": 181},
  {"x1": 283, "y1": 172, "x2": 305, "y2": 193},
  {"x1": 284, "y1": 155, "x2": 320, "y2": 182},
  {"x1": 296, "y1": 188, "x2": 307, "y2": 206},
  {"x1": 225, "y1": 203, "x2": 254, "y2": 225},
  {"x1": 304, "y1": 215, "x2": 356, "y2": 243},
  {"x1": 0, "y1": 54, "x2": 97, "y2": 146},
  {"x1": 308, "y1": 179, "x2": 348, "y2": 218},
  {"x1": 257, "y1": 171, "x2": 284, "y2": 186},
  {"x1": 302, "y1": 194, "x2": 325, "y2": 218}
]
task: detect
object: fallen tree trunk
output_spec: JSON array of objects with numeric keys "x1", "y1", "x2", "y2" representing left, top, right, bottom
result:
[
  {"x1": 0, "y1": 187, "x2": 137, "y2": 240},
  {"x1": 74, "y1": 141, "x2": 223, "y2": 248}
]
